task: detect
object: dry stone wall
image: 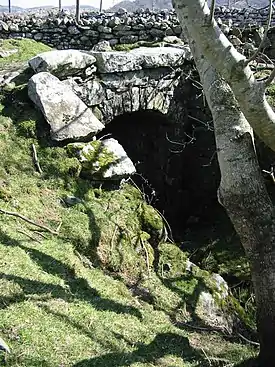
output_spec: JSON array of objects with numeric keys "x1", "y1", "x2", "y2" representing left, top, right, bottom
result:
[{"x1": 0, "y1": 6, "x2": 274, "y2": 50}]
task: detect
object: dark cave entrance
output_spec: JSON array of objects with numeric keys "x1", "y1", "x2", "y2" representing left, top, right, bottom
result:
[{"x1": 97, "y1": 109, "x2": 224, "y2": 241}]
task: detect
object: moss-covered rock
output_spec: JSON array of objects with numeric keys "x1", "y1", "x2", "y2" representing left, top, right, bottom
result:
[
  {"x1": 67, "y1": 139, "x2": 136, "y2": 181},
  {"x1": 139, "y1": 203, "x2": 164, "y2": 243},
  {"x1": 147, "y1": 243, "x2": 250, "y2": 333}
]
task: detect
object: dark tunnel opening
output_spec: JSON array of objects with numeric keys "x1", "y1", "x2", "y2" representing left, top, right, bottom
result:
[{"x1": 96, "y1": 109, "x2": 225, "y2": 241}]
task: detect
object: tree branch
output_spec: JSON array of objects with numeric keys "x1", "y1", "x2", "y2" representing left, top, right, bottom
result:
[
  {"x1": 173, "y1": 0, "x2": 275, "y2": 151},
  {"x1": 209, "y1": 0, "x2": 216, "y2": 24},
  {"x1": 32, "y1": 143, "x2": 42, "y2": 174},
  {"x1": 244, "y1": 0, "x2": 273, "y2": 66},
  {"x1": 265, "y1": 66, "x2": 275, "y2": 86},
  {"x1": 0, "y1": 208, "x2": 59, "y2": 235}
]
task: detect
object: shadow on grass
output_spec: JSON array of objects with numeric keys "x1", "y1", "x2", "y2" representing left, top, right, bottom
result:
[
  {"x1": 0, "y1": 229, "x2": 142, "y2": 320},
  {"x1": 72, "y1": 332, "x2": 204, "y2": 367},
  {"x1": 234, "y1": 358, "x2": 260, "y2": 367}
]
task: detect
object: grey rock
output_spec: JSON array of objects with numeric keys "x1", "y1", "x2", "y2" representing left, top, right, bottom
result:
[
  {"x1": 0, "y1": 21, "x2": 9, "y2": 32},
  {"x1": 67, "y1": 25, "x2": 81, "y2": 35},
  {"x1": 0, "y1": 48, "x2": 18, "y2": 58},
  {"x1": 108, "y1": 17, "x2": 121, "y2": 28},
  {"x1": 113, "y1": 24, "x2": 132, "y2": 32},
  {"x1": 130, "y1": 46, "x2": 192, "y2": 68},
  {"x1": 63, "y1": 77, "x2": 104, "y2": 106},
  {"x1": 28, "y1": 72, "x2": 104, "y2": 141},
  {"x1": 116, "y1": 8, "x2": 127, "y2": 15},
  {"x1": 67, "y1": 138, "x2": 136, "y2": 181},
  {"x1": 150, "y1": 28, "x2": 165, "y2": 38},
  {"x1": 90, "y1": 46, "x2": 191, "y2": 73},
  {"x1": 163, "y1": 35, "x2": 184, "y2": 44},
  {"x1": 92, "y1": 40, "x2": 112, "y2": 52},
  {"x1": 120, "y1": 35, "x2": 139, "y2": 44},
  {"x1": 63, "y1": 195, "x2": 82, "y2": 206},
  {"x1": 29, "y1": 49, "x2": 96, "y2": 78},
  {"x1": 33, "y1": 32, "x2": 43, "y2": 41},
  {"x1": 0, "y1": 70, "x2": 21, "y2": 87},
  {"x1": 9, "y1": 24, "x2": 19, "y2": 32},
  {"x1": 109, "y1": 38, "x2": 119, "y2": 46},
  {"x1": 98, "y1": 25, "x2": 112, "y2": 34}
]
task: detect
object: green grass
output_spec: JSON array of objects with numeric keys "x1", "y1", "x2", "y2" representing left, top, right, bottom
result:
[
  {"x1": 0, "y1": 39, "x2": 259, "y2": 367},
  {"x1": 0, "y1": 39, "x2": 51, "y2": 68}
]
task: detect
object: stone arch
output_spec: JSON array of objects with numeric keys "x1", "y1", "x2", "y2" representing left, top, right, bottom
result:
[
  {"x1": 96, "y1": 67, "x2": 181, "y2": 125},
  {"x1": 96, "y1": 109, "x2": 220, "y2": 239}
]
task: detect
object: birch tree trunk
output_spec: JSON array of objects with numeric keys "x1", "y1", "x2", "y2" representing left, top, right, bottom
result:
[{"x1": 186, "y1": 31, "x2": 275, "y2": 366}]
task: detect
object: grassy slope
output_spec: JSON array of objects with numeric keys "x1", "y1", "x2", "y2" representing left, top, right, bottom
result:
[{"x1": 0, "y1": 39, "x2": 257, "y2": 366}]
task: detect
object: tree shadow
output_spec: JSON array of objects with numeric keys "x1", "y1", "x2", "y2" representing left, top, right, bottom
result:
[
  {"x1": 234, "y1": 358, "x2": 260, "y2": 367},
  {"x1": 162, "y1": 273, "x2": 217, "y2": 325},
  {"x1": 72, "y1": 332, "x2": 204, "y2": 367},
  {"x1": 38, "y1": 304, "x2": 128, "y2": 354},
  {"x1": 0, "y1": 229, "x2": 142, "y2": 320}
]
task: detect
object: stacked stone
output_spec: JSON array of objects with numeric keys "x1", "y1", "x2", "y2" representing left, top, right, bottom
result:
[
  {"x1": 0, "y1": 6, "x2": 273, "y2": 50},
  {"x1": 215, "y1": 6, "x2": 274, "y2": 27},
  {"x1": 0, "y1": 8, "x2": 182, "y2": 49}
]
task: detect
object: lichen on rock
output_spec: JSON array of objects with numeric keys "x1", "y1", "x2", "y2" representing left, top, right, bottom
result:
[{"x1": 67, "y1": 138, "x2": 136, "y2": 181}]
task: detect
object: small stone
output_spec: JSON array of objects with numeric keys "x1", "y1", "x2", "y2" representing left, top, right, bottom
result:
[
  {"x1": 92, "y1": 40, "x2": 112, "y2": 52},
  {"x1": 116, "y1": 8, "x2": 127, "y2": 15}
]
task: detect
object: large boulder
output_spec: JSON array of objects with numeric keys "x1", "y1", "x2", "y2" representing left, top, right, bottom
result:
[
  {"x1": 28, "y1": 72, "x2": 104, "y2": 141},
  {"x1": 28, "y1": 49, "x2": 97, "y2": 78},
  {"x1": 67, "y1": 138, "x2": 136, "y2": 180},
  {"x1": 90, "y1": 46, "x2": 192, "y2": 73}
]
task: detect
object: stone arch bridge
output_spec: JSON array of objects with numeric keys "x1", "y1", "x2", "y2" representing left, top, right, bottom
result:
[
  {"x1": 24, "y1": 46, "x2": 215, "y2": 237},
  {"x1": 25, "y1": 45, "x2": 195, "y2": 139}
]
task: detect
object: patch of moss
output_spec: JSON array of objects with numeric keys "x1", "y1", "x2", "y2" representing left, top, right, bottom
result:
[
  {"x1": 158, "y1": 243, "x2": 189, "y2": 278},
  {"x1": 92, "y1": 106, "x2": 103, "y2": 121},
  {"x1": 113, "y1": 41, "x2": 164, "y2": 52},
  {"x1": 40, "y1": 146, "x2": 82, "y2": 182},
  {"x1": 16, "y1": 119, "x2": 37, "y2": 138},
  {"x1": 266, "y1": 83, "x2": 275, "y2": 106},
  {"x1": 67, "y1": 140, "x2": 119, "y2": 179},
  {"x1": 140, "y1": 204, "x2": 163, "y2": 231}
]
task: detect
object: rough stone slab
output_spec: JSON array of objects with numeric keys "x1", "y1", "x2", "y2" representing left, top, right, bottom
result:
[
  {"x1": 28, "y1": 49, "x2": 97, "y2": 78},
  {"x1": 63, "y1": 77, "x2": 104, "y2": 107},
  {"x1": 28, "y1": 72, "x2": 104, "y2": 141},
  {"x1": 90, "y1": 46, "x2": 192, "y2": 73},
  {"x1": 131, "y1": 46, "x2": 192, "y2": 68}
]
